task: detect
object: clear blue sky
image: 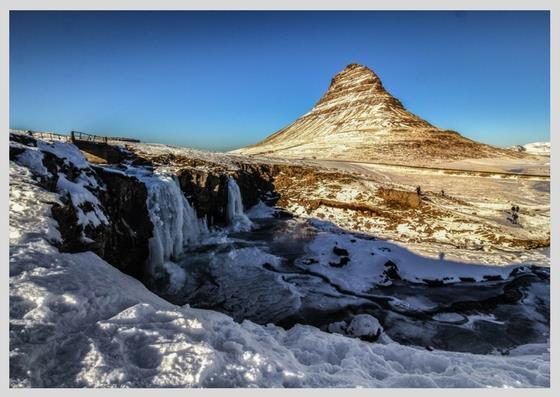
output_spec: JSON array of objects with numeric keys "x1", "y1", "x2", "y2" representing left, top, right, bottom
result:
[{"x1": 10, "y1": 11, "x2": 550, "y2": 151}]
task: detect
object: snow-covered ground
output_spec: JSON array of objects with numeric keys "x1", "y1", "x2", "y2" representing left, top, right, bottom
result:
[
  {"x1": 122, "y1": 138, "x2": 550, "y2": 267},
  {"x1": 9, "y1": 137, "x2": 550, "y2": 388}
]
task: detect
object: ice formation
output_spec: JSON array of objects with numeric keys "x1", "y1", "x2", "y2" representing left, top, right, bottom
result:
[
  {"x1": 143, "y1": 172, "x2": 208, "y2": 274},
  {"x1": 227, "y1": 176, "x2": 253, "y2": 231}
]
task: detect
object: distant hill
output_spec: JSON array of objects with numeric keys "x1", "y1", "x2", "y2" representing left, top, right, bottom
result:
[{"x1": 509, "y1": 142, "x2": 550, "y2": 156}]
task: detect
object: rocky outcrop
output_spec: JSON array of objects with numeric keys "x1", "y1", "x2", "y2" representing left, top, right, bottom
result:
[
  {"x1": 177, "y1": 169, "x2": 230, "y2": 226},
  {"x1": 378, "y1": 187, "x2": 422, "y2": 209},
  {"x1": 10, "y1": 134, "x2": 153, "y2": 282},
  {"x1": 48, "y1": 166, "x2": 153, "y2": 281},
  {"x1": 73, "y1": 140, "x2": 129, "y2": 164},
  {"x1": 94, "y1": 167, "x2": 153, "y2": 280},
  {"x1": 233, "y1": 163, "x2": 277, "y2": 207},
  {"x1": 175, "y1": 162, "x2": 277, "y2": 227}
]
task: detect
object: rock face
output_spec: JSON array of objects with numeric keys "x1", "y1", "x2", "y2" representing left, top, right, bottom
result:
[
  {"x1": 233, "y1": 63, "x2": 522, "y2": 164},
  {"x1": 10, "y1": 134, "x2": 153, "y2": 282},
  {"x1": 177, "y1": 170, "x2": 230, "y2": 226},
  {"x1": 175, "y1": 164, "x2": 276, "y2": 227},
  {"x1": 94, "y1": 167, "x2": 153, "y2": 280},
  {"x1": 51, "y1": 167, "x2": 153, "y2": 281}
]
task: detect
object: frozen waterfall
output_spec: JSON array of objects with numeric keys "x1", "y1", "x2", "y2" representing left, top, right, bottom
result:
[
  {"x1": 227, "y1": 177, "x2": 253, "y2": 232},
  {"x1": 143, "y1": 172, "x2": 208, "y2": 274}
]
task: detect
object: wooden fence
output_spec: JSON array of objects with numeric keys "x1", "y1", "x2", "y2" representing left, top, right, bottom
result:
[
  {"x1": 13, "y1": 129, "x2": 140, "y2": 144},
  {"x1": 21, "y1": 130, "x2": 70, "y2": 142},
  {"x1": 71, "y1": 131, "x2": 108, "y2": 144},
  {"x1": 71, "y1": 131, "x2": 141, "y2": 144}
]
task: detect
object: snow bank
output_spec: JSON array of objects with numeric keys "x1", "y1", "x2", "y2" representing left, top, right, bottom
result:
[
  {"x1": 9, "y1": 158, "x2": 550, "y2": 388},
  {"x1": 11, "y1": 139, "x2": 109, "y2": 229},
  {"x1": 303, "y1": 222, "x2": 521, "y2": 292},
  {"x1": 36, "y1": 139, "x2": 92, "y2": 169},
  {"x1": 13, "y1": 146, "x2": 49, "y2": 176}
]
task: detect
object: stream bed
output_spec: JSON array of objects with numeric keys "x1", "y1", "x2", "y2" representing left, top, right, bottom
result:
[{"x1": 150, "y1": 210, "x2": 550, "y2": 355}]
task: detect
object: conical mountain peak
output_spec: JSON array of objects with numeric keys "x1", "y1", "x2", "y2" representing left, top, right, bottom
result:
[
  {"x1": 234, "y1": 63, "x2": 511, "y2": 165},
  {"x1": 329, "y1": 63, "x2": 383, "y2": 90}
]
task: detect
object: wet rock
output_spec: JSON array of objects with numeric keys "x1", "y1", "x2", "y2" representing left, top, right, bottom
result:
[
  {"x1": 273, "y1": 209, "x2": 293, "y2": 219},
  {"x1": 333, "y1": 246, "x2": 349, "y2": 256},
  {"x1": 483, "y1": 274, "x2": 503, "y2": 282},
  {"x1": 459, "y1": 277, "x2": 476, "y2": 283},
  {"x1": 509, "y1": 266, "x2": 531, "y2": 278},
  {"x1": 9, "y1": 132, "x2": 37, "y2": 147},
  {"x1": 530, "y1": 266, "x2": 550, "y2": 280},
  {"x1": 95, "y1": 167, "x2": 153, "y2": 281},
  {"x1": 422, "y1": 279, "x2": 445, "y2": 287},
  {"x1": 327, "y1": 314, "x2": 383, "y2": 342},
  {"x1": 233, "y1": 163, "x2": 277, "y2": 208},
  {"x1": 347, "y1": 314, "x2": 383, "y2": 342},
  {"x1": 9, "y1": 146, "x2": 26, "y2": 160},
  {"x1": 383, "y1": 260, "x2": 401, "y2": 280},
  {"x1": 329, "y1": 257, "x2": 350, "y2": 267},
  {"x1": 262, "y1": 262, "x2": 275, "y2": 271},
  {"x1": 177, "y1": 169, "x2": 229, "y2": 226}
]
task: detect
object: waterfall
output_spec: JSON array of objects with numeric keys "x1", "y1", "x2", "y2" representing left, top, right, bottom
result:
[
  {"x1": 227, "y1": 177, "x2": 253, "y2": 232},
  {"x1": 143, "y1": 172, "x2": 208, "y2": 274}
]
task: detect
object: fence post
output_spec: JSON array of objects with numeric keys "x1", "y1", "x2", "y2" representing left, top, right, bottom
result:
[{"x1": 70, "y1": 131, "x2": 75, "y2": 143}]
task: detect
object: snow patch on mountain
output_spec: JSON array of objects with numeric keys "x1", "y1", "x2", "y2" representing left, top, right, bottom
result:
[{"x1": 509, "y1": 142, "x2": 550, "y2": 156}]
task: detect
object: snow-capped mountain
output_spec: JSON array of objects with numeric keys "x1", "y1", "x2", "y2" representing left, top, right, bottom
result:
[
  {"x1": 233, "y1": 63, "x2": 522, "y2": 164},
  {"x1": 509, "y1": 142, "x2": 550, "y2": 156}
]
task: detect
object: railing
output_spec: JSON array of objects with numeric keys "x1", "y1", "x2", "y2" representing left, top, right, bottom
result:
[
  {"x1": 71, "y1": 131, "x2": 141, "y2": 144},
  {"x1": 71, "y1": 131, "x2": 108, "y2": 144},
  {"x1": 107, "y1": 136, "x2": 141, "y2": 143},
  {"x1": 18, "y1": 130, "x2": 70, "y2": 142},
  {"x1": 11, "y1": 129, "x2": 140, "y2": 144}
]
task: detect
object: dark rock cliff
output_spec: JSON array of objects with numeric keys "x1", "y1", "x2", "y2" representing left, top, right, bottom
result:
[
  {"x1": 10, "y1": 134, "x2": 154, "y2": 282},
  {"x1": 177, "y1": 170, "x2": 229, "y2": 226},
  {"x1": 175, "y1": 163, "x2": 277, "y2": 227},
  {"x1": 94, "y1": 167, "x2": 153, "y2": 280},
  {"x1": 49, "y1": 167, "x2": 153, "y2": 281}
]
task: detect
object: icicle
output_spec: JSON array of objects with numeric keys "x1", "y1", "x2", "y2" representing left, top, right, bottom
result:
[
  {"x1": 227, "y1": 176, "x2": 253, "y2": 232},
  {"x1": 143, "y1": 172, "x2": 207, "y2": 274}
]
